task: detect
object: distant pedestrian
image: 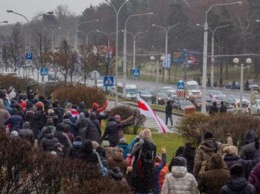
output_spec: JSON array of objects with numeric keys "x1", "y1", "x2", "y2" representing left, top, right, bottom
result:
[
  {"x1": 165, "y1": 101, "x2": 173, "y2": 126},
  {"x1": 219, "y1": 101, "x2": 227, "y2": 113},
  {"x1": 209, "y1": 102, "x2": 219, "y2": 115}
]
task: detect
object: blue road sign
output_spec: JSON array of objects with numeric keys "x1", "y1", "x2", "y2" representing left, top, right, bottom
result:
[
  {"x1": 163, "y1": 54, "x2": 171, "y2": 69},
  {"x1": 103, "y1": 76, "x2": 114, "y2": 87},
  {"x1": 177, "y1": 80, "x2": 185, "y2": 90},
  {"x1": 132, "y1": 69, "x2": 140, "y2": 78},
  {"x1": 26, "y1": 52, "x2": 33, "y2": 61},
  {"x1": 40, "y1": 68, "x2": 48, "y2": 76}
]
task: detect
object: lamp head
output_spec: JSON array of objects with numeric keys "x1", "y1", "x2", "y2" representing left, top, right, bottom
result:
[
  {"x1": 233, "y1": 58, "x2": 239, "y2": 64},
  {"x1": 46, "y1": 11, "x2": 53, "y2": 15},
  {"x1": 246, "y1": 58, "x2": 252, "y2": 64},
  {"x1": 152, "y1": 24, "x2": 155, "y2": 27},
  {"x1": 7, "y1": 10, "x2": 13, "y2": 13},
  {"x1": 150, "y1": 56, "x2": 155, "y2": 61},
  {"x1": 95, "y1": 19, "x2": 99, "y2": 22},
  {"x1": 3, "y1": 21, "x2": 8, "y2": 23},
  {"x1": 257, "y1": 19, "x2": 260, "y2": 22},
  {"x1": 237, "y1": 1, "x2": 243, "y2": 6},
  {"x1": 148, "y1": 12, "x2": 154, "y2": 15}
]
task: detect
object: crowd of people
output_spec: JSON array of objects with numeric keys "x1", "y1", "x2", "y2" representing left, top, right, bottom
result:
[{"x1": 1, "y1": 87, "x2": 260, "y2": 193}]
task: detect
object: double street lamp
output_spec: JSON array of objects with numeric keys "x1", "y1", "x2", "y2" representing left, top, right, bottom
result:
[
  {"x1": 200, "y1": 1, "x2": 242, "y2": 114},
  {"x1": 197, "y1": 23, "x2": 229, "y2": 87},
  {"x1": 105, "y1": 0, "x2": 131, "y2": 107},
  {"x1": 123, "y1": 12, "x2": 153, "y2": 97},
  {"x1": 152, "y1": 23, "x2": 179, "y2": 82},
  {"x1": 233, "y1": 58, "x2": 252, "y2": 111},
  {"x1": 7, "y1": 10, "x2": 53, "y2": 51}
]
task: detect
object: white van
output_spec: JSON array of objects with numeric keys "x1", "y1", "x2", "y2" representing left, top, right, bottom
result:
[
  {"x1": 186, "y1": 80, "x2": 201, "y2": 99},
  {"x1": 117, "y1": 83, "x2": 138, "y2": 100}
]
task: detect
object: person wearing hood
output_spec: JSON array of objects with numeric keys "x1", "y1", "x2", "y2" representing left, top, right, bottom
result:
[
  {"x1": 248, "y1": 161, "x2": 260, "y2": 193},
  {"x1": 33, "y1": 105, "x2": 46, "y2": 139},
  {"x1": 101, "y1": 116, "x2": 133, "y2": 147},
  {"x1": 78, "y1": 102, "x2": 89, "y2": 118},
  {"x1": 161, "y1": 156, "x2": 198, "y2": 194},
  {"x1": 79, "y1": 139, "x2": 98, "y2": 164},
  {"x1": 18, "y1": 121, "x2": 35, "y2": 146},
  {"x1": 52, "y1": 100, "x2": 64, "y2": 124},
  {"x1": 0, "y1": 99, "x2": 10, "y2": 133},
  {"x1": 118, "y1": 137, "x2": 137, "y2": 159},
  {"x1": 68, "y1": 136, "x2": 82, "y2": 159},
  {"x1": 38, "y1": 118, "x2": 56, "y2": 141},
  {"x1": 193, "y1": 131, "x2": 218, "y2": 178},
  {"x1": 85, "y1": 112, "x2": 101, "y2": 143},
  {"x1": 4, "y1": 108, "x2": 23, "y2": 132},
  {"x1": 198, "y1": 153, "x2": 230, "y2": 194},
  {"x1": 221, "y1": 164, "x2": 256, "y2": 194},
  {"x1": 40, "y1": 127, "x2": 60, "y2": 152},
  {"x1": 53, "y1": 123, "x2": 72, "y2": 155},
  {"x1": 62, "y1": 111, "x2": 78, "y2": 136},
  {"x1": 77, "y1": 112, "x2": 89, "y2": 141},
  {"x1": 240, "y1": 129, "x2": 260, "y2": 160}
]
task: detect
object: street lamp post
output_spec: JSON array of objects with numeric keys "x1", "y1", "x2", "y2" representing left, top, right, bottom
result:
[
  {"x1": 233, "y1": 58, "x2": 252, "y2": 111},
  {"x1": 86, "y1": 30, "x2": 97, "y2": 46},
  {"x1": 105, "y1": 0, "x2": 130, "y2": 107},
  {"x1": 126, "y1": 31, "x2": 146, "y2": 69},
  {"x1": 75, "y1": 19, "x2": 99, "y2": 50},
  {"x1": 123, "y1": 12, "x2": 153, "y2": 97},
  {"x1": 152, "y1": 23, "x2": 179, "y2": 82},
  {"x1": 197, "y1": 23, "x2": 229, "y2": 87},
  {"x1": 200, "y1": 1, "x2": 242, "y2": 114},
  {"x1": 7, "y1": 10, "x2": 53, "y2": 51}
]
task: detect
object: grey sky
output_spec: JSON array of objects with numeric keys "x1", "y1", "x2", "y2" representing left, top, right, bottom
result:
[{"x1": 1, "y1": 0, "x2": 105, "y2": 24}]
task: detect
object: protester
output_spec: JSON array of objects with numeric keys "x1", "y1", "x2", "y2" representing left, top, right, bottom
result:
[
  {"x1": 4, "y1": 109, "x2": 23, "y2": 133},
  {"x1": 0, "y1": 99, "x2": 10, "y2": 133},
  {"x1": 18, "y1": 121, "x2": 35, "y2": 145},
  {"x1": 154, "y1": 147, "x2": 167, "y2": 194},
  {"x1": 118, "y1": 137, "x2": 137, "y2": 159},
  {"x1": 53, "y1": 123, "x2": 72, "y2": 155},
  {"x1": 161, "y1": 156, "x2": 198, "y2": 194},
  {"x1": 38, "y1": 118, "x2": 56, "y2": 141},
  {"x1": 209, "y1": 101, "x2": 219, "y2": 115},
  {"x1": 248, "y1": 161, "x2": 260, "y2": 193},
  {"x1": 220, "y1": 164, "x2": 256, "y2": 194},
  {"x1": 68, "y1": 136, "x2": 82, "y2": 159},
  {"x1": 40, "y1": 128, "x2": 60, "y2": 152},
  {"x1": 165, "y1": 100, "x2": 173, "y2": 126},
  {"x1": 79, "y1": 139, "x2": 98, "y2": 165},
  {"x1": 219, "y1": 101, "x2": 227, "y2": 113},
  {"x1": 114, "y1": 114, "x2": 134, "y2": 139},
  {"x1": 85, "y1": 112, "x2": 101, "y2": 143}
]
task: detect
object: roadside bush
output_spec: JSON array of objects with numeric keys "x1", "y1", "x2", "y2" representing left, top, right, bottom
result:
[
  {"x1": 37, "y1": 81, "x2": 66, "y2": 98},
  {"x1": 52, "y1": 83, "x2": 107, "y2": 108},
  {"x1": 0, "y1": 75, "x2": 35, "y2": 92},
  {"x1": 0, "y1": 134, "x2": 131, "y2": 194},
  {"x1": 176, "y1": 112, "x2": 260, "y2": 149},
  {"x1": 109, "y1": 105, "x2": 146, "y2": 134}
]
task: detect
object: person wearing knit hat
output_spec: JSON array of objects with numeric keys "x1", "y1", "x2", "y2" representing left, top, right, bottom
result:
[
  {"x1": 114, "y1": 114, "x2": 134, "y2": 139},
  {"x1": 162, "y1": 156, "x2": 198, "y2": 194},
  {"x1": 91, "y1": 100, "x2": 108, "y2": 113},
  {"x1": 221, "y1": 164, "x2": 256, "y2": 193},
  {"x1": 193, "y1": 131, "x2": 218, "y2": 178}
]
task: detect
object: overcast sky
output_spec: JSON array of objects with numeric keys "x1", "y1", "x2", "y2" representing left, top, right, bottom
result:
[{"x1": 0, "y1": 0, "x2": 105, "y2": 24}]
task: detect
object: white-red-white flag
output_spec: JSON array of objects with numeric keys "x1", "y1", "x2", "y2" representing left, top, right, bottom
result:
[{"x1": 137, "y1": 95, "x2": 170, "y2": 133}]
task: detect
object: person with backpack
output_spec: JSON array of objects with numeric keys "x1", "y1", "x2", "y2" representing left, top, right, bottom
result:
[{"x1": 130, "y1": 128, "x2": 157, "y2": 194}]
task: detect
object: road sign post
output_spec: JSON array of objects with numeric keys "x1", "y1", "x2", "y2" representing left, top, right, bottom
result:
[
  {"x1": 132, "y1": 69, "x2": 140, "y2": 79},
  {"x1": 26, "y1": 52, "x2": 33, "y2": 61},
  {"x1": 103, "y1": 76, "x2": 114, "y2": 87},
  {"x1": 177, "y1": 80, "x2": 185, "y2": 99},
  {"x1": 91, "y1": 70, "x2": 100, "y2": 86}
]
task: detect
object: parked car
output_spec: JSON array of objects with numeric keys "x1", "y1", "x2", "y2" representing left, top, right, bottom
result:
[
  {"x1": 224, "y1": 81, "x2": 240, "y2": 90},
  {"x1": 224, "y1": 95, "x2": 250, "y2": 108},
  {"x1": 151, "y1": 92, "x2": 170, "y2": 105},
  {"x1": 207, "y1": 90, "x2": 225, "y2": 99},
  {"x1": 191, "y1": 97, "x2": 211, "y2": 111},
  {"x1": 159, "y1": 86, "x2": 177, "y2": 98},
  {"x1": 139, "y1": 90, "x2": 153, "y2": 103},
  {"x1": 172, "y1": 99, "x2": 195, "y2": 111},
  {"x1": 248, "y1": 99, "x2": 260, "y2": 115},
  {"x1": 248, "y1": 83, "x2": 259, "y2": 92}
]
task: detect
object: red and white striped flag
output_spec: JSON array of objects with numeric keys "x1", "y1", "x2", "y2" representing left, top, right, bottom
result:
[{"x1": 137, "y1": 95, "x2": 170, "y2": 133}]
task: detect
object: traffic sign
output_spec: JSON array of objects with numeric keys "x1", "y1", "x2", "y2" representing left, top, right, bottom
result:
[
  {"x1": 163, "y1": 54, "x2": 171, "y2": 69},
  {"x1": 91, "y1": 70, "x2": 100, "y2": 80},
  {"x1": 177, "y1": 80, "x2": 185, "y2": 90},
  {"x1": 177, "y1": 90, "x2": 185, "y2": 99},
  {"x1": 26, "y1": 52, "x2": 33, "y2": 61},
  {"x1": 39, "y1": 68, "x2": 48, "y2": 76},
  {"x1": 103, "y1": 76, "x2": 114, "y2": 87},
  {"x1": 132, "y1": 69, "x2": 140, "y2": 78}
]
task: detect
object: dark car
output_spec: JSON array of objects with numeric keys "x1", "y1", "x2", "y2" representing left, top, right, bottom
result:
[
  {"x1": 172, "y1": 99, "x2": 195, "y2": 110},
  {"x1": 192, "y1": 97, "x2": 211, "y2": 111},
  {"x1": 151, "y1": 92, "x2": 170, "y2": 105},
  {"x1": 139, "y1": 90, "x2": 153, "y2": 103},
  {"x1": 224, "y1": 82, "x2": 240, "y2": 90},
  {"x1": 224, "y1": 95, "x2": 250, "y2": 108}
]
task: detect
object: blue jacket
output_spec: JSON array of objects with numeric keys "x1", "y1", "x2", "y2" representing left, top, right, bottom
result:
[
  {"x1": 118, "y1": 138, "x2": 137, "y2": 159},
  {"x1": 5, "y1": 115, "x2": 23, "y2": 132},
  {"x1": 154, "y1": 153, "x2": 166, "y2": 194}
]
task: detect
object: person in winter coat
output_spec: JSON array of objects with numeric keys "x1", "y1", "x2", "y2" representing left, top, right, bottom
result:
[
  {"x1": 33, "y1": 105, "x2": 46, "y2": 138},
  {"x1": 193, "y1": 131, "x2": 218, "y2": 178},
  {"x1": 40, "y1": 128, "x2": 60, "y2": 152},
  {"x1": 101, "y1": 117, "x2": 133, "y2": 147},
  {"x1": 240, "y1": 128, "x2": 259, "y2": 160},
  {"x1": 114, "y1": 114, "x2": 134, "y2": 139},
  {"x1": 107, "y1": 147, "x2": 127, "y2": 174},
  {"x1": 154, "y1": 147, "x2": 167, "y2": 194},
  {"x1": 18, "y1": 121, "x2": 35, "y2": 145},
  {"x1": 77, "y1": 112, "x2": 89, "y2": 141},
  {"x1": 78, "y1": 102, "x2": 89, "y2": 118},
  {"x1": 118, "y1": 137, "x2": 137, "y2": 159},
  {"x1": 38, "y1": 118, "x2": 56, "y2": 141},
  {"x1": 4, "y1": 109, "x2": 23, "y2": 132},
  {"x1": 198, "y1": 153, "x2": 230, "y2": 194},
  {"x1": 161, "y1": 156, "x2": 198, "y2": 194},
  {"x1": 209, "y1": 101, "x2": 219, "y2": 115},
  {"x1": 79, "y1": 139, "x2": 98, "y2": 165},
  {"x1": 46, "y1": 109, "x2": 58, "y2": 127},
  {"x1": 85, "y1": 112, "x2": 101, "y2": 143},
  {"x1": 68, "y1": 136, "x2": 82, "y2": 159},
  {"x1": 130, "y1": 129, "x2": 157, "y2": 194},
  {"x1": 248, "y1": 161, "x2": 260, "y2": 193},
  {"x1": 220, "y1": 164, "x2": 256, "y2": 194},
  {"x1": 165, "y1": 100, "x2": 173, "y2": 126},
  {"x1": 62, "y1": 111, "x2": 78, "y2": 136},
  {"x1": 53, "y1": 123, "x2": 72, "y2": 155},
  {"x1": 92, "y1": 101, "x2": 108, "y2": 114},
  {"x1": 52, "y1": 100, "x2": 64, "y2": 124},
  {"x1": 223, "y1": 145, "x2": 259, "y2": 179},
  {"x1": 0, "y1": 99, "x2": 10, "y2": 132}
]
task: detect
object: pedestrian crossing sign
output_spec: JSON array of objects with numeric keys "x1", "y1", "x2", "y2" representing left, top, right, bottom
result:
[
  {"x1": 132, "y1": 69, "x2": 140, "y2": 78},
  {"x1": 39, "y1": 67, "x2": 48, "y2": 76},
  {"x1": 103, "y1": 76, "x2": 114, "y2": 87}
]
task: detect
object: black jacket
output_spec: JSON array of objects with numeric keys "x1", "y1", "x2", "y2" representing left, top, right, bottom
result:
[
  {"x1": 85, "y1": 114, "x2": 101, "y2": 143},
  {"x1": 221, "y1": 177, "x2": 256, "y2": 194},
  {"x1": 40, "y1": 133, "x2": 59, "y2": 151},
  {"x1": 165, "y1": 104, "x2": 173, "y2": 115}
]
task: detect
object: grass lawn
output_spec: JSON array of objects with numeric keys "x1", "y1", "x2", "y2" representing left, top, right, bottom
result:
[{"x1": 124, "y1": 132, "x2": 186, "y2": 163}]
